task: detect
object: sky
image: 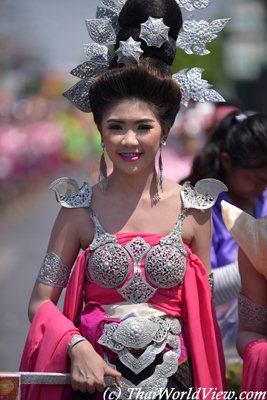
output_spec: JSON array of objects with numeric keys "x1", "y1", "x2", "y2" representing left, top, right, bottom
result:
[{"x1": 0, "y1": 0, "x2": 231, "y2": 71}]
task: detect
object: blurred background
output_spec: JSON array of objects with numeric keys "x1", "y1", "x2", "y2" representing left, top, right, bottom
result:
[{"x1": 0, "y1": 0, "x2": 267, "y2": 389}]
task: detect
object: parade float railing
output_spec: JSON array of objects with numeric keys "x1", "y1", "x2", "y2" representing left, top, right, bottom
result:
[{"x1": 0, "y1": 372, "x2": 71, "y2": 399}]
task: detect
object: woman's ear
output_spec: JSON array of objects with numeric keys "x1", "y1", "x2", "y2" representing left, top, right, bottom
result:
[
  {"x1": 221, "y1": 152, "x2": 231, "y2": 171},
  {"x1": 162, "y1": 126, "x2": 171, "y2": 141}
]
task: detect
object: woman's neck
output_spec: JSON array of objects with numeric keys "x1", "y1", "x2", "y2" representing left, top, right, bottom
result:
[{"x1": 106, "y1": 168, "x2": 160, "y2": 203}]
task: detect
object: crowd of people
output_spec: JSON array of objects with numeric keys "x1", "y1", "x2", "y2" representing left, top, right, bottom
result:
[
  {"x1": 1, "y1": 0, "x2": 266, "y2": 398},
  {"x1": 0, "y1": 80, "x2": 101, "y2": 210}
]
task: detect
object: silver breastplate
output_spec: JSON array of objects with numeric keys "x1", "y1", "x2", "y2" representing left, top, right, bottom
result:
[
  {"x1": 87, "y1": 211, "x2": 188, "y2": 304},
  {"x1": 86, "y1": 180, "x2": 227, "y2": 303}
]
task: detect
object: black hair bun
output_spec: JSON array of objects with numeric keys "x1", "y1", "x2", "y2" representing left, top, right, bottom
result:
[
  {"x1": 119, "y1": 0, "x2": 182, "y2": 40},
  {"x1": 110, "y1": 0, "x2": 182, "y2": 70}
]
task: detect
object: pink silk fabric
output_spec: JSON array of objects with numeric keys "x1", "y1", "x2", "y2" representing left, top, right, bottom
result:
[
  {"x1": 242, "y1": 339, "x2": 267, "y2": 391},
  {"x1": 20, "y1": 232, "x2": 226, "y2": 399},
  {"x1": 19, "y1": 301, "x2": 78, "y2": 400}
]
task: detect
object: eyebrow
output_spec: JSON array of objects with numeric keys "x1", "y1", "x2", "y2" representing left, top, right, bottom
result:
[{"x1": 106, "y1": 118, "x2": 155, "y2": 123}]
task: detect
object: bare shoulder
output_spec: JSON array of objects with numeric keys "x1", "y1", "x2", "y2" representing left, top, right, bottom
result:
[{"x1": 47, "y1": 206, "x2": 94, "y2": 263}]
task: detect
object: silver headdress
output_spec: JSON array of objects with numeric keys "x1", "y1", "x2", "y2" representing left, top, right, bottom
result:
[{"x1": 63, "y1": 0, "x2": 230, "y2": 111}]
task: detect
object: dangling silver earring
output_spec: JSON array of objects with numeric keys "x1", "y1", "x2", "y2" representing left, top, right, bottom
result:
[
  {"x1": 158, "y1": 138, "x2": 166, "y2": 192},
  {"x1": 99, "y1": 141, "x2": 108, "y2": 192}
]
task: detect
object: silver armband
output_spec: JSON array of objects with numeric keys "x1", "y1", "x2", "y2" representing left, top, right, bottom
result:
[
  {"x1": 37, "y1": 252, "x2": 71, "y2": 288},
  {"x1": 238, "y1": 293, "x2": 267, "y2": 324},
  {"x1": 68, "y1": 334, "x2": 87, "y2": 358},
  {"x1": 213, "y1": 262, "x2": 241, "y2": 306}
]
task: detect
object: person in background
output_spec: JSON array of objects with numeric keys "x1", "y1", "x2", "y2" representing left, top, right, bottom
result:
[
  {"x1": 180, "y1": 110, "x2": 267, "y2": 357},
  {"x1": 222, "y1": 201, "x2": 267, "y2": 391}
]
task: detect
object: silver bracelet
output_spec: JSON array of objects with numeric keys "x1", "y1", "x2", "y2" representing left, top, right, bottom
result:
[{"x1": 68, "y1": 334, "x2": 87, "y2": 358}]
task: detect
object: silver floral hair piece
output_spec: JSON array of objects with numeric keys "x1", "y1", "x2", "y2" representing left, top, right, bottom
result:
[
  {"x1": 176, "y1": 17, "x2": 230, "y2": 56},
  {"x1": 175, "y1": 0, "x2": 211, "y2": 12},
  {"x1": 140, "y1": 17, "x2": 170, "y2": 48},
  {"x1": 173, "y1": 68, "x2": 225, "y2": 107},
  {"x1": 63, "y1": 0, "x2": 230, "y2": 111},
  {"x1": 115, "y1": 37, "x2": 144, "y2": 64}
]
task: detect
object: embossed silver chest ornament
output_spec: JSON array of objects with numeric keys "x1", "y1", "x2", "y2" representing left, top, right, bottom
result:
[
  {"x1": 99, "y1": 315, "x2": 181, "y2": 398},
  {"x1": 88, "y1": 230, "x2": 188, "y2": 303},
  {"x1": 86, "y1": 179, "x2": 227, "y2": 304}
]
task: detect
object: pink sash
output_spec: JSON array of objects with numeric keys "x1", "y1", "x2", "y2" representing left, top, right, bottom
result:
[{"x1": 242, "y1": 339, "x2": 267, "y2": 391}]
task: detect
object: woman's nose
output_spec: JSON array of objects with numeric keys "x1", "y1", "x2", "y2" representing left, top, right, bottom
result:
[{"x1": 121, "y1": 130, "x2": 139, "y2": 146}]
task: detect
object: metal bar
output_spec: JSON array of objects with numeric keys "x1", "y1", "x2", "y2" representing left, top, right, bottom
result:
[{"x1": 1, "y1": 372, "x2": 71, "y2": 385}]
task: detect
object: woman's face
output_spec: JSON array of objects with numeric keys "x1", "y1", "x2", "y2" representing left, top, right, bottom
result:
[{"x1": 99, "y1": 99, "x2": 167, "y2": 177}]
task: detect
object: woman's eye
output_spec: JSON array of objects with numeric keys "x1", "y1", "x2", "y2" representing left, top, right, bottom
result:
[
  {"x1": 139, "y1": 125, "x2": 152, "y2": 131},
  {"x1": 108, "y1": 125, "x2": 122, "y2": 130}
]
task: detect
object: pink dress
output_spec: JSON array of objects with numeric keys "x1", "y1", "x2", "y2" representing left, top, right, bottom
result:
[{"x1": 20, "y1": 179, "x2": 226, "y2": 399}]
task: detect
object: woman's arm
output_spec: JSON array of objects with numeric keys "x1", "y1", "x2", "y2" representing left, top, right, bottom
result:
[
  {"x1": 28, "y1": 207, "x2": 82, "y2": 321},
  {"x1": 190, "y1": 208, "x2": 212, "y2": 274},
  {"x1": 27, "y1": 206, "x2": 122, "y2": 392},
  {"x1": 236, "y1": 249, "x2": 267, "y2": 357}
]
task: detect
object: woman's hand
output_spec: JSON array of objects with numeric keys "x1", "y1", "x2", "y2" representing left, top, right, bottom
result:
[{"x1": 70, "y1": 339, "x2": 122, "y2": 393}]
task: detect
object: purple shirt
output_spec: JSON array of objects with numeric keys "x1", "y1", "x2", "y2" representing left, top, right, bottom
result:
[{"x1": 211, "y1": 189, "x2": 267, "y2": 269}]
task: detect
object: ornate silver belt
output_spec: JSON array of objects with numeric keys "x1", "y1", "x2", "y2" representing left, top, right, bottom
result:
[{"x1": 98, "y1": 315, "x2": 182, "y2": 400}]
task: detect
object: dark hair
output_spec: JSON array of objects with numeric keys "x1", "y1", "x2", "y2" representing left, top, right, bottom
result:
[
  {"x1": 181, "y1": 110, "x2": 267, "y2": 184},
  {"x1": 89, "y1": 60, "x2": 181, "y2": 128},
  {"x1": 109, "y1": 0, "x2": 183, "y2": 74}
]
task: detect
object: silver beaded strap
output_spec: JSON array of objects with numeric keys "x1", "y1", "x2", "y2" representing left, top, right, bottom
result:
[
  {"x1": 68, "y1": 334, "x2": 87, "y2": 358},
  {"x1": 238, "y1": 293, "x2": 267, "y2": 324},
  {"x1": 208, "y1": 272, "x2": 214, "y2": 293},
  {"x1": 37, "y1": 252, "x2": 71, "y2": 288}
]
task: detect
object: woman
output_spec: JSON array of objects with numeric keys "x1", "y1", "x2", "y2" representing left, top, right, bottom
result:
[
  {"x1": 222, "y1": 201, "x2": 267, "y2": 390},
  {"x1": 20, "y1": 0, "x2": 226, "y2": 399},
  {"x1": 181, "y1": 110, "x2": 267, "y2": 354}
]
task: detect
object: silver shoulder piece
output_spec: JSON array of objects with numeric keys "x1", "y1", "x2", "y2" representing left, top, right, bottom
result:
[
  {"x1": 49, "y1": 177, "x2": 92, "y2": 208},
  {"x1": 181, "y1": 178, "x2": 228, "y2": 210}
]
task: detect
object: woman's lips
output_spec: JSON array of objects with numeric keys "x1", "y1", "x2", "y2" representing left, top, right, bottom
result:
[{"x1": 119, "y1": 152, "x2": 143, "y2": 162}]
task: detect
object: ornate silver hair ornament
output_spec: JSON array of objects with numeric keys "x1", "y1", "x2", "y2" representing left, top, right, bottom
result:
[
  {"x1": 140, "y1": 17, "x2": 170, "y2": 48},
  {"x1": 115, "y1": 37, "x2": 144, "y2": 64},
  {"x1": 173, "y1": 67, "x2": 225, "y2": 107},
  {"x1": 176, "y1": 17, "x2": 230, "y2": 56},
  {"x1": 175, "y1": 0, "x2": 211, "y2": 12},
  {"x1": 63, "y1": 0, "x2": 230, "y2": 111}
]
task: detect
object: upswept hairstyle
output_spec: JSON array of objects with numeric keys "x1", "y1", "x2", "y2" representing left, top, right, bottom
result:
[
  {"x1": 89, "y1": 61, "x2": 181, "y2": 128},
  {"x1": 181, "y1": 110, "x2": 267, "y2": 184},
  {"x1": 89, "y1": 0, "x2": 182, "y2": 128}
]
